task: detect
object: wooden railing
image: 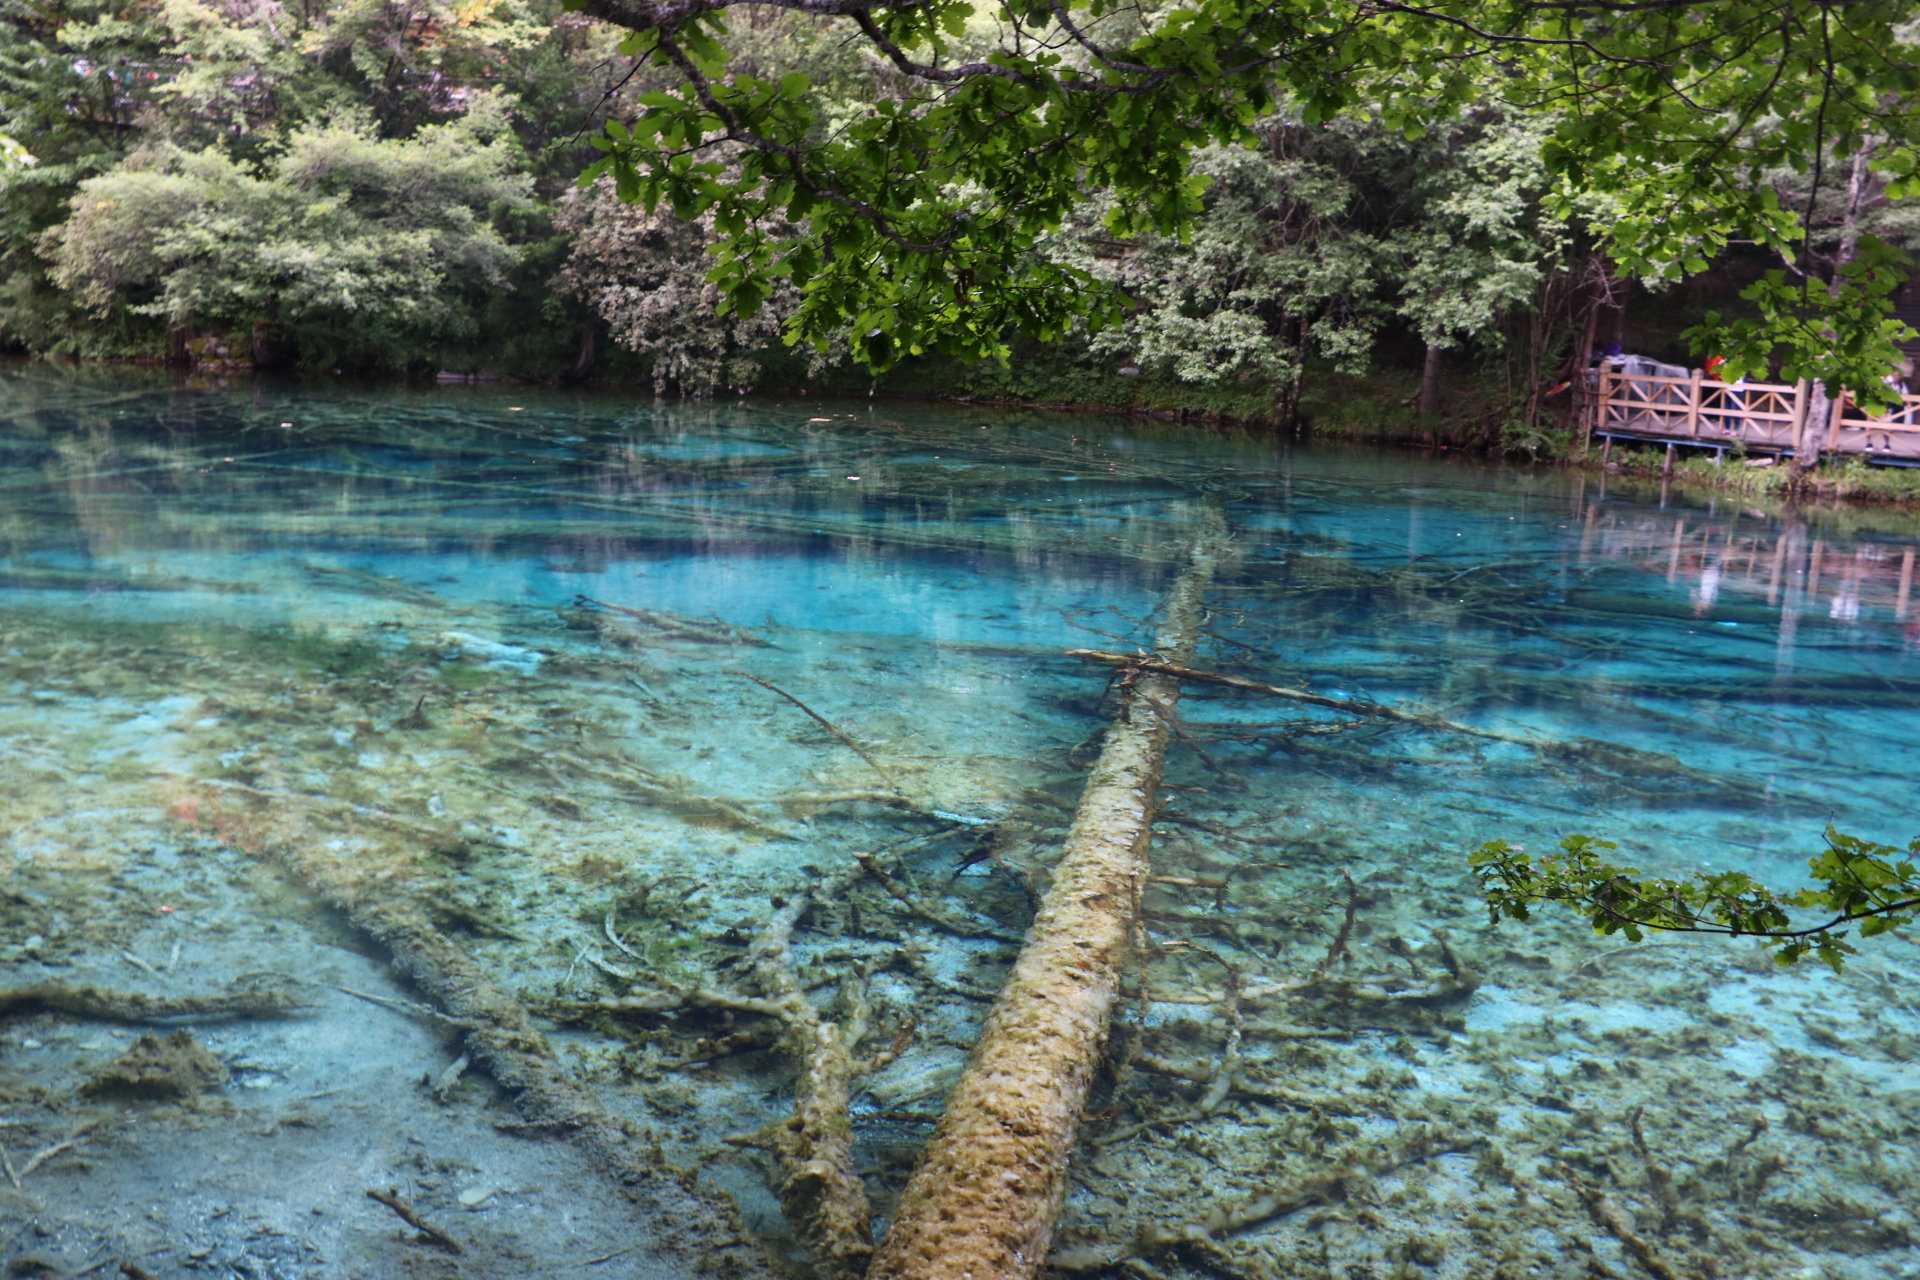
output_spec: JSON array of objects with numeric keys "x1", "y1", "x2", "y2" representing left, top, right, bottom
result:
[{"x1": 1588, "y1": 367, "x2": 1920, "y2": 462}]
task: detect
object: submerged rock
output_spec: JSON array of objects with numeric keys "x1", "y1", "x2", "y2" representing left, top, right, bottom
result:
[{"x1": 438, "y1": 631, "x2": 544, "y2": 672}]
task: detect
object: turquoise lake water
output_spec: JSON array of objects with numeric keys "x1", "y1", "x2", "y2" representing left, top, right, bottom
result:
[{"x1": 2, "y1": 366, "x2": 1917, "y2": 1279}]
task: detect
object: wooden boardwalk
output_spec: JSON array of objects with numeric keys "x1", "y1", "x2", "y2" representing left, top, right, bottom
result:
[{"x1": 1586, "y1": 365, "x2": 1920, "y2": 465}]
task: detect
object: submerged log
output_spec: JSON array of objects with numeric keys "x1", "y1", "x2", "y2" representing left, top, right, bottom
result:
[
  {"x1": 1064, "y1": 649, "x2": 1765, "y2": 803},
  {"x1": 867, "y1": 511, "x2": 1225, "y2": 1280},
  {"x1": 257, "y1": 840, "x2": 778, "y2": 1280}
]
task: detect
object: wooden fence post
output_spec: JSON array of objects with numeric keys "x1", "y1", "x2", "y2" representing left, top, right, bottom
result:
[
  {"x1": 1586, "y1": 366, "x2": 1609, "y2": 455},
  {"x1": 1825, "y1": 391, "x2": 1848, "y2": 454},
  {"x1": 1790, "y1": 379, "x2": 1810, "y2": 453},
  {"x1": 1686, "y1": 369, "x2": 1703, "y2": 437}
]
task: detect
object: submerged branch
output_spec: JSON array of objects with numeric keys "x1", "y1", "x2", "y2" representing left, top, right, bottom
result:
[
  {"x1": 735, "y1": 670, "x2": 900, "y2": 791},
  {"x1": 267, "y1": 845, "x2": 778, "y2": 1278},
  {"x1": 1065, "y1": 648, "x2": 1539, "y2": 744},
  {"x1": 0, "y1": 978, "x2": 311, "y2": 1023},
  {"x1": 718, "y1": 879, "x2": 897, "y2": 1280},
  {"x1": 1065, "y1": 649, "x2": 1761, "y2": 800}
]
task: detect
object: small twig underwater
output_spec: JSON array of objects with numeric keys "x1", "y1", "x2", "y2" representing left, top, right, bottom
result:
[
  {"x1": 15, "y1": 1120, "x2": 104, "y2": 1181},
  {"x1": 733, "y1": 671, "x2": 898, "y2": 790},
  {"x1": 367, "y1": 1186, "x2": 464, "y2": 1254}
]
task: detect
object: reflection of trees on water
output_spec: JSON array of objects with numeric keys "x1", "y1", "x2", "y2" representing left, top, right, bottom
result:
[{"x1": 1577, "y1": 506, "x2": 1918, "y2": 634}]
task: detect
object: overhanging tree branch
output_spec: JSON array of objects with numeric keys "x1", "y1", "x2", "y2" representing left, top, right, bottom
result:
[{"x1": 1472, "y1": 826, "x2": 1920, "y2": 972}]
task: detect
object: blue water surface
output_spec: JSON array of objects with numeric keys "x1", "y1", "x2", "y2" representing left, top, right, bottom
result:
[{"x1": 3, "y1": 366, "x2": 1917, "y2": 1280}]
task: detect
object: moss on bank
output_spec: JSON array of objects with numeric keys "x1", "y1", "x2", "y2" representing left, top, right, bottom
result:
[
  {"x1": 802, "y1": 343, "x2": 1512, "y2": 450},
  {"x1": 839, "y1": 345, "x2": 1920, "y2": 510}
]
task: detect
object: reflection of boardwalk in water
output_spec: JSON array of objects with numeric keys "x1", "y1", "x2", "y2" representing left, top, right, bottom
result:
[
  {"x1": 1579, "y1": 505, "x2": 1919, "y2": 627},
  {"x1": 1589, "y1": 365, "x2": 1920, "y2": 463}
]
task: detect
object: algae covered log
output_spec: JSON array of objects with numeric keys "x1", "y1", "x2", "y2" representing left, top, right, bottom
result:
[
  {"x1": 0, "y1": 978, "x2": 310, "y2": 1023},
  {"x1": 869, "y1": 510, "x2": 1225, "y2": 1280},
  {"x1": 260, "y1": 846, "x2": 779, "y2": 1280}
]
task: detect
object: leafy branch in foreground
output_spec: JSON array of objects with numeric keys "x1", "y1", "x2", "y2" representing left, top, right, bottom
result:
[
  {"x1": 1683, "y1": 235, "x2": 1917, "y2": 410},
  {"x1": 1471, "y1": 826, "x2": 1920, "y2": 973},
  {"x1": 566, "y1": 0, "x2": 1920, "y2": 388}
]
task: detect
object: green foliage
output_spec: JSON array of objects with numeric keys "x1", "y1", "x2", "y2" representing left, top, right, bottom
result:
[
  {"x1": 918, "y1": 107, "x2": 1577, "y2": 419},
  {"x1": 1685, "y1": 237, "x2": 1917, "y2": 407},
  {"x1": 1471, "y1": 827, "x2": 1920, "y2": 972},
  {"x1": 1391, "y1": 112, "x2": 1570, "y2": 358},
  {"x1": 574, "y1": 0, "x2": 1920, "y2": 388},
  {"x1": 1049, "y1": 137, "x2": 1378, "y2": 394},
  {"x1": 44, "y1": 102, "x2": 533, "y2": 367},
  {"x1": 552, "y1": 170, "x2": 833, "y2": 394},
  {"x1": 6, "y1": 0, "x2": 1920, "y2": 402},
  {"x1": 0, "y1": 0, "x2": 635, "y2": 367}
]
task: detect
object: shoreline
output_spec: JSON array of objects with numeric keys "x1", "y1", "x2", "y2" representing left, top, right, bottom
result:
[{"x1": 15, "y1": 352, "x2": 1920, "y2": 513}]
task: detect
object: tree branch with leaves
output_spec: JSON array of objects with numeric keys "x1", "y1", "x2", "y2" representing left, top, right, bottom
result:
[
  {"x1": 565, "y1": 0, "x2": 1920, "y2": 387},
  {"x1": 1471, "y1": 826, "x2": 1919, "y2": 973}
]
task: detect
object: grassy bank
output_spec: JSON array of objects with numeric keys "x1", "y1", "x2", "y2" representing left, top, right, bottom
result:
[
  {"x1": 856, "y1": 348, "x2": 1920, "y2": 510},
  {"x1": 1583, "y1": 443, "x2": 1920, "y2": 507},
  {"x1": 827, "y1": 345, "x2": 1528, "y2": 450}
]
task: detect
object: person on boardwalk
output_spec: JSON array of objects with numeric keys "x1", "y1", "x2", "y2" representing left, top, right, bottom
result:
[{"x1": 1704, "y1": 355, "x2": 1743, "y2": 434}]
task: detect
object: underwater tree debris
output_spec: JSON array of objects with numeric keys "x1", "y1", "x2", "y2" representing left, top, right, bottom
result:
[
  {"x1": 566, "y1": 870, "x2": 910, "y2": 1278},
  {"x1": 9, "y1": 405, "x2": 1919, "y2": 1280},
  {"x1": 1127, "y1": 1055, "x2": 1364, "y2": 1113},
  {"x1": 576, "y1": 595, "x2": 774, "y2": 647},
  {"x1": 335, "y1": 984, "x2": 476, "y2": 1029},
  {"x1": 3, "y1": 1120, "x2": 105, "y2": 1187},
  {"x1": 736, "y1": 670, "x2": 899, "y2": 791},
  {"x1": 0, "y1": 978, "x2": 310, "y2": 1023},
  {"x1": 852, "y1": 851, "x2": 1021, "y2": 941},
  {"x1": 714, "y1": 880, "x2": 910, "y2": 1280},
  {"x1": 367, "y1": 1185, "x2": 464, "y2": 1254},
  {"x1": 1319, "y1": 871, "x2": 1360, "y2": 973},
  {"x1": 868, "y1": 509, "x2": 1225, "y2": 1280},
  {"x1": 1049, "y1": 1127, "x2": 1486, "y2": 1273},
  {"x1": 1093, "y1": 942, "x2": 1244, "y2": 1148},
  {"x1": 1065, "y1": 649, "x2": 1757, "y2": 799},
  {"x1": 1554, "y1": 1161, "x2": 1686, "y2": 1280},
  {"x1": 269, "y1": 843, "x2": 780, "y2": 1280}
]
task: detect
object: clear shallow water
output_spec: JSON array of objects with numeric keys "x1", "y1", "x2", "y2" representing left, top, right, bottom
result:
[{"x1": 2, "y1": 365, "x2": 1918, "y2": 1279}]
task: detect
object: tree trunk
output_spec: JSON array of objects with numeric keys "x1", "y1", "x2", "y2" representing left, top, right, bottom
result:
[
  {"x1": 1609, "y1": 275, "x2": 1630, "y2": 348},
  {"x1": 1274, "y1": 376, "x2": 1302, "y2": 433},
  {"x1": 1567, "y1": 259, "x2": 1608, "y2": 450},
  {"x1": 1793, "y1": 136, "x2": 1876, "y2": 474},
  {"x1": 867, "y1": 510, "x2": 1225, "y2": 1280},
  {"x1": 1835, "y1": 136, "x2": 1876, "y2": 270},
  {"x1": 571, "y1": 323, "x2": 598, "y2": 380},
  {"x1": 1417, "y1": 342, "x2": 1443, "y2": 417}
]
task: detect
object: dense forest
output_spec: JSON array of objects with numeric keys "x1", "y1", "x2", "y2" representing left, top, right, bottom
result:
[{"x1": 2, "y1": 0, "x2": 1917, "y2": 447}]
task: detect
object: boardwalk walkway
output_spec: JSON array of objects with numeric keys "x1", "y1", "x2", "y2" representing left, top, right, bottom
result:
[{"x1": 1586, "y1": 363, "x2": 1920, "y2": 465}]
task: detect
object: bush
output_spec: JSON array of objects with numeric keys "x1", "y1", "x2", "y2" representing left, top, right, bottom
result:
[{"x1": 43, "y1": 97, "x2": 532, "y2": 369}]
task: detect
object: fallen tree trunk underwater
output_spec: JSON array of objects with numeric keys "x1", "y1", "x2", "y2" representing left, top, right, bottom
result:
[
  {"x1": 868, "y1": 508, "x2": 1227, "y2": 1280},
  {"x1": 1064, "y1": 649, "x2": 1764, "y2": 802},
  {"x1": 256, "y1": 838, "x2": 780, "y2": 1280}
]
